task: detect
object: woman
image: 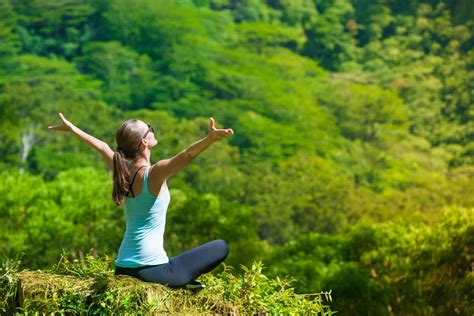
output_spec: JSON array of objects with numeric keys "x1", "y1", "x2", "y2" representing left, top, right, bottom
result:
[{"x1": 48, "y1": 113, "x2": 234, "y2": 289}]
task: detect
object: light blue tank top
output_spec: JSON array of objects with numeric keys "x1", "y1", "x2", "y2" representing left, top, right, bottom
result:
[{"x1": 115, "y1": 166, "x2": 170, "y2": 268}]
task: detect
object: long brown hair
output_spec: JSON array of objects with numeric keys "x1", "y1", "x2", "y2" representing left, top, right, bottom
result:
[{"x1": 113, "y1": 119, "x2": 146, "y2": 205}]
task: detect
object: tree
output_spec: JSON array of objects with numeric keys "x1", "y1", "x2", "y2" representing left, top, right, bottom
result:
[
  {"x1": 0, "y1": 0, "x2": 19, "y2": 69},
  {"x1": 12, "y1": 0, "x2": 96, "y2": 58},
  {"x1": 318, "y1": 82, "x2": 408, "y2": 142},
  {"x1": 77, "y1": 41, "x2": 158, "y2": 109},
  {"x1": 0, "y1": 55, "x2": 114, "y2": 176},
  {"x1": 302, "y1": 0, "x2": 360, "y2": 70}
]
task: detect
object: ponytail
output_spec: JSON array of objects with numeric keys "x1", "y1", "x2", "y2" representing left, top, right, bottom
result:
[{"x1": 112, "y1": 149, "x2": 130, "y2": 205}]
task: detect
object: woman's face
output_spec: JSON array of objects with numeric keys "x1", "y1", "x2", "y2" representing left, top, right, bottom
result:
[{"x1": 138, "y1": 120, "x2": 158, "y2": 149}]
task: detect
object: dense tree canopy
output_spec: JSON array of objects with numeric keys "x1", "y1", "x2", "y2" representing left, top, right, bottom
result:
[{"x1": 1, "y1": 0, "x2": 472, "y2": 314}]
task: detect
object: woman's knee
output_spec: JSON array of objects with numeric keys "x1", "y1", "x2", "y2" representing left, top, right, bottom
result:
[{"x1": 212, "y1": 239, "x2": 229, "y2": 260}]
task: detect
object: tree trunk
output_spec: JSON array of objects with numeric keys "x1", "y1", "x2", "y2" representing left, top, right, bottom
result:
[{"x1": 19, "y1": 126, "x2": 35, "y2": 173}]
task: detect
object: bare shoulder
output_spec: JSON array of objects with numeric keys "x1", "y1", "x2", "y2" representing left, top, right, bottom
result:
[
  {"x1": 148, "y1": 159, "x2": 170, "y2": 181},
  {"x1": 149, "y1": 151, "x2": 191, "y2": 180}
]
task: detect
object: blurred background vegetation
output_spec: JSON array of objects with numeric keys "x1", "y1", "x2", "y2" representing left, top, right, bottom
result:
[{"x1": 0, "y1": 0, "x2": 472, "y2": 314}]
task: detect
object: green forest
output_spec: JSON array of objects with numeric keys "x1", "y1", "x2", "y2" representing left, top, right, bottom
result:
[{"x1": 0, "y1": 0, "x2": 473, "y2": 314}]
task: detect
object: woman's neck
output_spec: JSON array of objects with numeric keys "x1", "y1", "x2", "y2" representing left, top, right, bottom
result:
[{"x1": 132, "y1": 153, "x2": 151, "y2": 167}]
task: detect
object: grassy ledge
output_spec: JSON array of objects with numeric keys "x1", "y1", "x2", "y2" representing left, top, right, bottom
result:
[{"x1": 0, "y1": 255, "x2": 333, "y2": 314}]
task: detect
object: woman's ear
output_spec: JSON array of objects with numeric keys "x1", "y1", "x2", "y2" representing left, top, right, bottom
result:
[{"x1": 139, "y1": 138, "x2": 148, "y2": 150}]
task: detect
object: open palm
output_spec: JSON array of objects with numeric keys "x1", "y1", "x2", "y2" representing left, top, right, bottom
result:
[
  {"x1": 48, "y1": 113, "x2": 73, "y2": 132},
  {"x1": 208, "y1": 117, "x2": 234, "y2": 141}
]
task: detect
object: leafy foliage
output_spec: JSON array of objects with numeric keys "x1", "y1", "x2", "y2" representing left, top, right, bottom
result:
[
  {"x1": 0, "y1": 0, "x2": 472, "y2": 313},
  {"x1": 266, "y1": 207, "x2": 474, "y2": 315}
]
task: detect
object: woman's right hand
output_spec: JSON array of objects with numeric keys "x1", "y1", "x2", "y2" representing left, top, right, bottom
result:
[{"x1": 48, "y1": 113, "x2": 74, "y2": 132}]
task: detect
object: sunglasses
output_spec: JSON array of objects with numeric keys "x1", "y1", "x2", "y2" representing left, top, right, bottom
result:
[{"x1": 142, "y1": 124, "x2": 154, "y2": 139}]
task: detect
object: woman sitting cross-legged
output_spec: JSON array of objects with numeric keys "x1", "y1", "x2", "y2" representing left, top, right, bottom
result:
[{"x1": 48, "y1": 113, "x2": 234, "y2": 289}]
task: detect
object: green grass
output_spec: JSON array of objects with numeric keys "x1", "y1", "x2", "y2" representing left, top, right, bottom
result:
[{"x1": 0, "y1": 255, "x2": 333, "y2": 314}]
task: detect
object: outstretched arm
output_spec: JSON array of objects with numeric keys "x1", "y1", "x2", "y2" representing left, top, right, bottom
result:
[
  {"x1": 48, "y1": 113, "x2": 114, "y2": 170},
  {"x1": 151, "y1": 117, "x2": 233, "y2": 181}
]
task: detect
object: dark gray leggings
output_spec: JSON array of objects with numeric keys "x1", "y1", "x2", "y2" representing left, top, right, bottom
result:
[{"x1": 115, "y1": 239, "x2": 229, "y2": 288}]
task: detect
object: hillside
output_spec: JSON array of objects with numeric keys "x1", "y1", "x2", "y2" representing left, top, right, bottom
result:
[{"x1": 0, "y1": 0, "x2": 472, "y2": 314}]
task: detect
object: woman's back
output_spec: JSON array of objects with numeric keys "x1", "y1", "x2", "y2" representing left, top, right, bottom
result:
[
  {"x1": 115, "y1": 166, "x2": 171, "y2": 268},
  {"x1": 128, "y1": 164, "x2": 165, "y2": 198}
]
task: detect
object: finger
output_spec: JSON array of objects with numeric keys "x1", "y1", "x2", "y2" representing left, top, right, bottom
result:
[
  {"x1": 219, "y1": 130, "x2": 232, "y2": 136},
  {"x1": 209, "y1": 117, "x2": 215, "y2": 130},
  {"x1": 218, "y1": 128, "x2": 233, "y2": 135}
]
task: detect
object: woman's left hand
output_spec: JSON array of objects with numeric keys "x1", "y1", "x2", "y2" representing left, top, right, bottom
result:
[{"x1": 208, "y1": 117, "x2": 234, "y2": 141}]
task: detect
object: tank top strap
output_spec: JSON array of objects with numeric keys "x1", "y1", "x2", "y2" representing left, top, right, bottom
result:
[
  {"x1": 144, "y1": 166, "x2": 150, "y2": 184},
  {"x1": 128, "y1": 165, "x2": 148, "y2": 198},
  {"x1": 143, "y1": 166, "x2": 152, "y2": 195}
]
